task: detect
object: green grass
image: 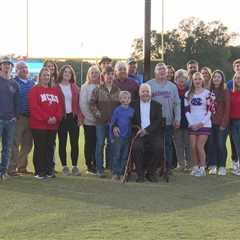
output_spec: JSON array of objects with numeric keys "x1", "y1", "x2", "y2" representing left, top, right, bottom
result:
[{"x1": 0, "y1": 131, "x2": 240, "y2": 240}]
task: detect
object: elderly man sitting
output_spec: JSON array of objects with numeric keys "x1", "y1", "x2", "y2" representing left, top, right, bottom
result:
[{"x1": 132, "y1": 83, "x2": 164, "y2": 182}]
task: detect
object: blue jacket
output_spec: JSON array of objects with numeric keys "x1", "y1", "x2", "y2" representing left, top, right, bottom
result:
[
  {"x1": 15, "y1": 76, "x2": 35, "y2": 115},
  {"x1": 110, "y1": 105, "x2": 134, "y2": 140},
  {"x1": 0, "y1": 76, "x2": 20, "y2": 120}
]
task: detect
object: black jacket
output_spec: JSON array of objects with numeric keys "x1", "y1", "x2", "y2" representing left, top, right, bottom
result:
[{"x1": 132, "y1": 100, "x2": 164, "y2": 135}]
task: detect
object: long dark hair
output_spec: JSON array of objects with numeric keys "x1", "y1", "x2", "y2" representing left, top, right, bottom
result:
[
  {"x1": 43, "y1": 60, "x2": 58, "y2": 87},
  {"x1": 58, "y1": 64, "x2": 76, "y2": 84},
  {"x1": 210, "y1": 70, "x2": 225, "y2": 101}
]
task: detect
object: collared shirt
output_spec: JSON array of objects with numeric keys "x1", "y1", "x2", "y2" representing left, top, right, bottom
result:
[{"x1": 140, "y1": 100, "x2": 150, "y2": 129}]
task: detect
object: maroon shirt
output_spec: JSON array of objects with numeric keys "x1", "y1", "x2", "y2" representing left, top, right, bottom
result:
[{"x1": 113, "y1": 78, "x2": 139, "y2": 103}]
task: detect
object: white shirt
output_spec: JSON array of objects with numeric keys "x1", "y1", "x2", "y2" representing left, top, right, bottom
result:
[
  {"x1": 140, "y1": 100, "x2": 151, "y2": 129},
  {"x1": 184, "y1": 89, "x2": 211, "y2": 128},
  {"x1": 60, "y1": 84, "x2": 72, "y2": 113}
]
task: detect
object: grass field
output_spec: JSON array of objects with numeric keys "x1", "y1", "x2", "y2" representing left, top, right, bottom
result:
[{"x1": 0, "y1": 132, "x2": 240, "y2": 240}]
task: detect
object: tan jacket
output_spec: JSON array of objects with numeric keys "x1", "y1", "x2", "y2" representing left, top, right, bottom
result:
[{"x1": 90, "y1": 84, "x2": 120, "y2": 124}]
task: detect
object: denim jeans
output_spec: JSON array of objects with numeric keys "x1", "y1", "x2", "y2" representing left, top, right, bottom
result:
[
  {"x1": 164, "y1": 126, "x2": 174, "y2": 172},
  {"x1": 95, "y1": 124, "x2": 111, "y2": 173},
  {"x1": 231, "y1": 120, "x2": 240, "y2": 162},
  {"x1": 0, "y1": 119, "x2": 16, "y2": 174},
  {"x1": 207, "y1": 124, "x2": 228, "y2": 167},
  {"x1": 111, "y1": 137, "x2": 129, "y2": 176}
]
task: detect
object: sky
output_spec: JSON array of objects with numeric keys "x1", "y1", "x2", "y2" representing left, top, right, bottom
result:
[{"x1": 0, "y1": 0, "x2": 239, "y2": 58}]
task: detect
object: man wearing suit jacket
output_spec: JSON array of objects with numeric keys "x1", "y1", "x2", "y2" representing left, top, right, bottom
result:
[{"x1": 132, "y1": 83, "x2": 164, "y2": 182}]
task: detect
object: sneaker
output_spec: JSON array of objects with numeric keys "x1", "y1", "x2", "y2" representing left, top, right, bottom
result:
[
  {"x1": 111, "y1": 175, "x2": 120, "y2": 181},
  {"x1": 190, "y1": 166, "x2": 199, "y2": 176},
  {"x1": 34, "y1": 175, "x2": 47, "y2": 180},
  {"x1": 194, "y1": 167, "x2": 206, "y2": 177},
  {"x1": 0, "y1": 173, "x2": 8, "y2": 181},
  {"x1": 47, "y1": 173, "x2": 56, "y2": 178},
  {"x1": 232, "y1": 168, "x2": 240, "y2": 176},
  {"x1": 62, "y1": 166, "x2": 71, "y2": 176},
  {"x1": 86, "y1": 168, "x2": 97, "y2": 175},
  {"x1": 218, "y1": 167, "x2": 227, "y2": 176},
  {"x1": 72, "y1": 166, "x2": 81, "y2": 176},
  {"x1": 209, "y1": 166, "x2": 217, "y2": 175},
  {"x1": 97, "y1": 172, "x2": 105, "y2": 178},
  {"x1": 232, "y1": 161, "x2": 239, "y2": 171}
]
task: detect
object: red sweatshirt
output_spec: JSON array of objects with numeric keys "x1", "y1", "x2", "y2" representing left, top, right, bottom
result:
[
  {"x1": 230, "y1": 90, "x2": 240, "y2": 119},
  {"x1": 29, "y1": 85, "x2": 63, "y2": 130}
]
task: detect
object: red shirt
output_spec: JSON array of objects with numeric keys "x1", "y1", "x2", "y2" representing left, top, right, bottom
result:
[
  {"x1": 230, "y1": 91, "x2": 240, "y2": 119},
  {"x1": 29, "y1": 85, "x2": 63, "y2": 130}
]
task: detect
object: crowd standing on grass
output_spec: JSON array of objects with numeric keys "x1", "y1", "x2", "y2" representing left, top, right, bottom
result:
[{"x1": 1, "y1": 55, "x2": 240, "y2": 182}]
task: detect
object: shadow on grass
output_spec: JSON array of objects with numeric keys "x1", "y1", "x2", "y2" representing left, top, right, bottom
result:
[{"x1": 1, "y1": 172, "x2": 240, "y2": 214}]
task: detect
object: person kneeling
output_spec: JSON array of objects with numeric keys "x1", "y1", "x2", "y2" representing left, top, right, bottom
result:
[{"x1": 132, "y1": 84, "x2": 163, "y2": 183}]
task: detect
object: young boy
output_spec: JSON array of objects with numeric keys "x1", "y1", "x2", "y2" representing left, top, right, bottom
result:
[{"x1": 110, "y1": 91, "x2": 134, "y2": 181}]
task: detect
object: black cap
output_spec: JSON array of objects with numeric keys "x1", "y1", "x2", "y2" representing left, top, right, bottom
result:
[{"x1": 127, "y1": 57, "x2": 137, "y2": 65}]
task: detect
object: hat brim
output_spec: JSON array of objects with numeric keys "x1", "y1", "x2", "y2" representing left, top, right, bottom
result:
[{"x1": 0, "y1": 61, "x2": 14, "y2": 67}]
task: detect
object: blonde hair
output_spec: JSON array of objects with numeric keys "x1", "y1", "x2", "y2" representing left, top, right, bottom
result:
[
  {"x1": 86, "y1": 65, "x2": 100, "y2": 84},
  {"x1": 187, "y1": 72, "x2": 204, "y2": 100},
  {"x1": 119, "y1": 91, "x2": 131, "y2": 100}
]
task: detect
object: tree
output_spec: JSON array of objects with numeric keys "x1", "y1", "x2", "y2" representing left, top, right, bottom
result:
[{"x1": 131, "y1": 17, "x2": 239, "y2": 79}]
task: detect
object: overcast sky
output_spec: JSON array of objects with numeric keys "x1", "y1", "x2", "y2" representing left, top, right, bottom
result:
[{"x1": 0, "y1": 0, "x2": 239, "y2": 58}]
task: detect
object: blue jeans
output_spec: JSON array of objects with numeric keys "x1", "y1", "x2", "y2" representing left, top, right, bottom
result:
[
  {"x1": 164, "y1": 126, "x2": 174, "y2": 171},
  {"x1": 95, "y1": 124, "x2": 111, "y2": 173},
  {"x1": 207, "y1": 124, "x2": 228, "y2": 167},
  {"x1": 231, "y1": 120, "x2": 240, "y2": 162},
  {"x1": 111, "y1": 137, "x2": 129, "y2": 176},
  {"x1": 0, "y1": 119, "x2": 16, "y2": 174}
]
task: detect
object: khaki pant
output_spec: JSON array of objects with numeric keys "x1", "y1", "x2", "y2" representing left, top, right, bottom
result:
[{"x1": 8, "y1": 116, "x2": 33, "y2": 173}]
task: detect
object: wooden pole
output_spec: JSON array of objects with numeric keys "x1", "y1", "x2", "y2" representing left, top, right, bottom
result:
[{"x1": 144, "y1": 0, "x2": 151, "y2": 82}]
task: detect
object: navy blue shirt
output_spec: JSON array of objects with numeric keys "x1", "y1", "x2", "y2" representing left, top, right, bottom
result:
[
  {"x1": 0, "y1": 76, "x2": 20, "y2": 120},
  {"x1": 227, "y1": 79, "x2": 233, "y2": 91},
  {"x1": 110, "y1": 105, "x2": 134, "y2": 140},
  {"x1": 15, "y1": 77, "x2": 35, "y2": 115},
  {"x1": 128, "y1": 73, "x2": 144, "y2": 85}
]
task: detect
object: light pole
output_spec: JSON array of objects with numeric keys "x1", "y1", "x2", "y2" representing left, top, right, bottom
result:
[
  {"x1": 161, "y1": 0, "x2": 165, "y2": 62},
  {"x1": 144, "y1": 0, "x2": 151, "y2": 82},
  {"x1": 26, "y1": 0, "x2": 29, "y2": 57}
]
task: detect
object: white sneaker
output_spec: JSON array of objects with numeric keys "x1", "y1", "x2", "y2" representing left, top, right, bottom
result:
[
  {"x1": 209, "y1": 166, "x2": 217, "y2": 175},
  {"x1": 232, "y1": 168, "x2": 240, "y2": 176},
  {"x1": 218, "y1": 167, "x2": 227, "y2": 176},
  {"x1": 190, "y1": 166, "x2": 199, "y2": 176},
  {"x1": 232, "y1": 161, "x2": 239, "y2": 171},
  {"x1": 194, "y1": 167, "x2": 206, "y2": 177}
]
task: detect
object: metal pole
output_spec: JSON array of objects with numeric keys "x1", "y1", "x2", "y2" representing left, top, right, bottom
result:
[
  {"x1": 161, "y1": 0, "x2": 164, "y2": 62},
  {"x1": 26, "y1": 0, "x2": 29, "y2": 57},
  {"x1": 144, "y1": 0, "x2": 151, "y2": 82}
]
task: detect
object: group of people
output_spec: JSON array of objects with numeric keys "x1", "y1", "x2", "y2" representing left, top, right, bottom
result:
[{"x1": 0, "y1": 55, "x2": 240, "y2": 183}]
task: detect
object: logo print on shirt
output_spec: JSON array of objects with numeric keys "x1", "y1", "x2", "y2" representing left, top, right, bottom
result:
[
  {"x1": 191, "y1": 97, "x2": 202, "y2": 106},
  {"x1": 152, "y1": 91, "x2": 171, "y2": 98},
  {"x1": 40, "y1": 94, "x2": 59, "y2": 104}
]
